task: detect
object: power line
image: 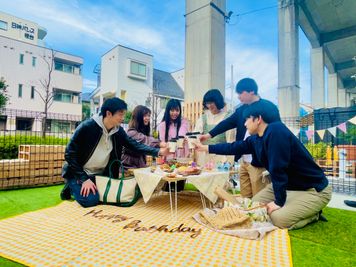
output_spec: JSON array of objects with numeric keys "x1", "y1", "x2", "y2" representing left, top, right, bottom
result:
[
  {"x1": 184, "y1": 2, "x2": 281, "y2": 26},
  {"x1": 227, "y1": 4, "x2": 279, "y2": 26},
  {"x1": 235, "y1": 4, "x2": 278, "y2": 17}
]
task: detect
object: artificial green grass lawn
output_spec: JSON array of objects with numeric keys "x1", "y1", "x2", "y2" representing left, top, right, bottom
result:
[{"x1": 0, "y1": 186, "x2": 355, "y2": 267}]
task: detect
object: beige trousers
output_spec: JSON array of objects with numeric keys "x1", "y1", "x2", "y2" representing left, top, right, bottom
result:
[
  {"x1": 252, "y1": 184, "x2": 332, "y2": 229},
  {"x1": 239, "y1": 162, "x2": 269, "y2": 198}
]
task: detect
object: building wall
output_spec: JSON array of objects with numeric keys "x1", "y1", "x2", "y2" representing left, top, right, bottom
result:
[
  {"x1": 185, "y1": 0, "x2": 226, "y2": 102},
  {"x1": 0, "y1": 35, "x2": 83, "y2": 130},
  {"x1": 117, "y1": 46, "x2": 153, "y2": 110},
  {"x1": 51, "y1": 65, "x2": 82, "y2": 94},
  {"x1": 0, "y1": 11, "x2": 45, "y2": 45},
  {"x1": 100, "y1": 47, "x2": 119, "y2": 98}
]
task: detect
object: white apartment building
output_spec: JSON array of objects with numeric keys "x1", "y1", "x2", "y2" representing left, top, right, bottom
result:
[
  {"x1": 92, "y1": 45, "x2": 154, "y2": 110},
  {"x1": 91, "y1": 45, "x2": 184, "y2": 130},
  {"x1": 0, "y1": 12, "x2": 83, "y2": 132}
]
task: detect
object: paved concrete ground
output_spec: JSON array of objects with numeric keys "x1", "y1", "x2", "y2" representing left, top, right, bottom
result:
[
  {"x1": 328, "y1": 192, "x2": 356, "y2": 211},
  {"x1": 231, "y1": 177, "x2": 355, "y2": 211}
]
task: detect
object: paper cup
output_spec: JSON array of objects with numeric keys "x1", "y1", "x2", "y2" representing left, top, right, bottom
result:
[
  {"x1": 188, "y1": 136, "x2": 197, "y2": 149},
  {"x1": 168, "y1": 141, "x2": 177, "y2": 153},
  {"x1": 177, "y1": 136, "x2": 184, "y2": 148}
]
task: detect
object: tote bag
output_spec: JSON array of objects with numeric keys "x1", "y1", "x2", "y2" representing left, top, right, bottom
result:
[{"x1": 96, "y1": 160, "x2": 141, "y2": 207}]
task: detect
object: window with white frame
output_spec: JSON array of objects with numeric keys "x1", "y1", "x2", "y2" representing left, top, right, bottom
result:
[
  {"x1": 54, "y1": 60, "x2": 81, "y2": 74},
  {"x1": 129, "y1": 60, "x2": 147, "y2": 78},
  {"x1": 53, "y1": 89, "x2": 79, "y2": 103},
  {"x1": 0, "y1": 20, "x2": 7, "y2": 31}
]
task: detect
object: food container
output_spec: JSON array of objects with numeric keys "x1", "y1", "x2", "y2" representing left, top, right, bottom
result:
[{"x1": 176, "y1": 157, "x2": 193, "y2": 165}]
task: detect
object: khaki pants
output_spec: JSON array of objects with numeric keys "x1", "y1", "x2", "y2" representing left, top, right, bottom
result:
[
  {"x1": 239, "y1": 162, "x2": 269, "y2": 198},
  {"x1": 252, "y1": 184, "x2": 332, "y2": 229}
]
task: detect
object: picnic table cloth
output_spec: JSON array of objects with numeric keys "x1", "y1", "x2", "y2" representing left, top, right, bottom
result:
[
  {"x1": 134, "y1": 167, "x2": 230, "y2": 203},
  {"x1": 0, "y1": 195, "x2": 292, "y2": 267}
]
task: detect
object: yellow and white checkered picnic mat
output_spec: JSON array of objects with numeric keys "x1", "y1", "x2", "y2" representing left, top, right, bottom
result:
[{"x1": 0, "y1": 194, "x2": 293, "y2": 267}]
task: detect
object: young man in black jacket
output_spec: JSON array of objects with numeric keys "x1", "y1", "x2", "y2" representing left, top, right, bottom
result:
[
  {"x1": 61, "y1": 97, "x2": 169, "y2": 207},
  {"x1": 195, "y1": 100, "x2": 331, "y2": 229},
  {"x1": 199, "y1": 78, "x2": 281, "y2": 198}
]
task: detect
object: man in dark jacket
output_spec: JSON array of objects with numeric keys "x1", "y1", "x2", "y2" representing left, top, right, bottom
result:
[
  {"x1": 199, "y1": 78, "x2": 281, "y2": 198},
  {"x1": 61, "y1": 97, "x2": 169, "y2": 207},
  {"x1": 195, "y1": 100, "x2": 331, "y2": 229}
]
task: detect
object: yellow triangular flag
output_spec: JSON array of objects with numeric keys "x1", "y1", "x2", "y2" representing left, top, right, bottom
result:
[
  {"x1": 317, "y1": 130, "x2": 326, "y2": 140},
  {"x1": 348, "y1": 115, "x2": 356, "y2": 125}
]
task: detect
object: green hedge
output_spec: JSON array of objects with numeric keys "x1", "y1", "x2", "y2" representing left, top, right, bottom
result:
[
  {"x1": 0, "y1": 135, "x2": 69, "y2": 160},
  {"x1": 305, "y1": 142, "x2": 329, "y2": 160}
]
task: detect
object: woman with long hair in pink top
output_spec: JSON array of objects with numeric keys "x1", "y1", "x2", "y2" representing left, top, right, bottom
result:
[
  {"x1": 157, "y1": 99, "x2": 189, "y2": 192},
  {"x1": 157, "y1": 99, "x2": 190, "y2": 160}
]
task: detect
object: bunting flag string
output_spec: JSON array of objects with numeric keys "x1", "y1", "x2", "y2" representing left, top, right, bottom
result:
[
  {"x1": 349, "y1": 115, "x2": 356, "y2": 125},
  {"x1": 328, "y1": 126, "x2": 337, "y2": 137},
  {"x1": 299, "y1": 115, "x2": 356, "y2": 141},
  {"x1": 316, "y1": 130, "x2": 325, "y2": 140},
  {"x1": 337, "y1": 122, "x2": 347, "y2": 133},
  {"x1": 306, "y1": 130, "x2": 314, "y2": 140}
]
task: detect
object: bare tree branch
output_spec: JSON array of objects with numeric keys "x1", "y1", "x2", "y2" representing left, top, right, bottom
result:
[
  {"x1": 39, "y1": 80, "x2": 47, "y2": 90},
  {"x1": 36, "y1": 48, "x2": 56, "y2": 137},
  {"x1": 47, "y1": 101, "x2": 54, "y2": 110},
  {"x1": 34, "y1": 88, "x2": 45, "y2": 102}
]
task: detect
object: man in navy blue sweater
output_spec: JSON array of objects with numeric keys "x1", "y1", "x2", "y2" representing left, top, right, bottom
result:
[
  {"x1": 199, "y1": 78, "x2": 281, "y2": 198},
  {"x1": 195, "y1": 101, "x2": 331, "y2": 229}
]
